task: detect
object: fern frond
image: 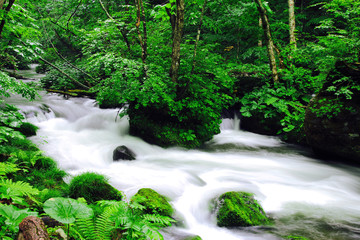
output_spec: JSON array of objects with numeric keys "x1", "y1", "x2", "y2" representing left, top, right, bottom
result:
[
  {"x1": 75, "y1": 217, "x2": 97, "y2": 240},
  {"x1": 93, "y1": 205, "x2": 117, "y2": 240},
  {"x1": 0, "y1": 179, "x2": 39, "y2": 197},
  {"x1": 0, "y1": 162, "x2": 20, "y2": 176},
  {"x1": 142, "y1": 214, "x2": 175, "y2": 227}
]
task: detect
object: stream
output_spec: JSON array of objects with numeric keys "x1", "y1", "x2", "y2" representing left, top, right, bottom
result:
[{"x1": 7, "y1": 65, "x2": 360, "y2": 240}]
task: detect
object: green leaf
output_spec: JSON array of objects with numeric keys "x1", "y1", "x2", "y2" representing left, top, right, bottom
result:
[
  {"x1": 264, "y1": 97, "x2": 278, "y2": 105},
  {"x1": 44, "y1": 197, "x2": 93, "y2": 224}
]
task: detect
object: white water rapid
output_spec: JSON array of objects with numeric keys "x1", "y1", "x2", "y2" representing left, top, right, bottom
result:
[{"x1": 7, "y1": 67, "x2": 360, "y2": 240}]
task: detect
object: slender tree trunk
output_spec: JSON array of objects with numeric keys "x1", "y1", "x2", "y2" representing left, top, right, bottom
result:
[
  {"x1": 254, "y1": 0, "x2": 279, "y2": 83},
  {"x1": 191, "y1": 0, "x2": 207, "y2": 74},
  {"x1": 258, "y1": 17, "x2": 263, "y2": 47},
  {"x1": 170, "y1": 0, "x2": 184, "y2": 84},
  {"x1": 0, "y1": 0, "x2": 15, "y2": 38},
  {"x1": 134, "y1": 0, "x2": 147, "y2": 65},
  {"x1": 288, "y1": 0, "x2": 296, "y2": 48}
]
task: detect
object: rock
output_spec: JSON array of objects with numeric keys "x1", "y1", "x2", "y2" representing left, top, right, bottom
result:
[
  {"x1": 41, "y1": 216, "x2": 62, "y2": 228},
  {"x1": 113, "y1": 145, "x2": 136, "y2": 161},
  {"x1": 132, "y1": 188, "x2": 174, "y2": 217},
  {"x1": 69, "y1": 172, "x2": 123, "y2": 203},
  {"x1": 215, "y1": 191, "x2": 269, "y2": 227},
  {"x1": 304, "y1": 61, "x2": 360, "y2": 162},
  {"x1": 18, "y1": 216, "x2": 50, "y2": 240}
]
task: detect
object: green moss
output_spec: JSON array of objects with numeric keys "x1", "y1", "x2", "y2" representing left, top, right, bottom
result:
[
  {"x1": 132, "y1": 188, "x2": 174, "y2": 217},
  {"x1": 68, "y1": 172, "x2": 123, "y2": 203},
  {"x1": 216, "y1": 191, "x2": 269, "y2": 227},
  {"x1": 285, "y1": 236, "x2": 309, "y2": 240}
]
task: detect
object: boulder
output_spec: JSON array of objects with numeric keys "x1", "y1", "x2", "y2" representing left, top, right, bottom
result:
[
  {"x1": 215, "y1": 191, "x2": 269, "y2": 227},
  {"x1": 68, "y1": 172, "x2": 123, "y2": 203},
  {"x1": 132, "y1": 188, "x2": 174, "y2": 217},
  {"x1": 304, "y1": 61, "x2": 360, "y2": 162},
  {"x1": 113, "y1": 145, "x2": 136, "y2": 161},
  {"x1": 18, "y1": 216, "x2": 50, "y2": 240}
]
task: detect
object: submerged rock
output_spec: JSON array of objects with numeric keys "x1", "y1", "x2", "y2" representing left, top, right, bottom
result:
[
  {"x1": 113, "y1": 145, "x2": 136, "y2": 161},
  {"x1": 304, "y1": 61, "x2": 360, "y2": 162},
  {"x1": 215, "y1": 191, "x2": 269, "y2": 227},
  {"x1": 133, "y1": 188, "x2": 174, "y2": 217}
]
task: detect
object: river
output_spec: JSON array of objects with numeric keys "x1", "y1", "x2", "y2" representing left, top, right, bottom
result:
[{"x1": 7, "y1": 65, "x2": 360, "y2": 240}]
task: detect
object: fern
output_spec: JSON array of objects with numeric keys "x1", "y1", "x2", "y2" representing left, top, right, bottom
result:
[
  {"x1": 0, "y1": 178, "x2": 39, "y2": 205},
  {"x1": 76, "y1": 203, "x2": 119, "y2": 240},
  {"x1": 0, "y1": 162, "x2": 20, "y2": 176}
]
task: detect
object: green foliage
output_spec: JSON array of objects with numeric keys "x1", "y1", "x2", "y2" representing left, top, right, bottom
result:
[
  {"x1": 0, "y1": 178, "x2": 39, "y2": 206},
  {"x1": 0, "y1": 205, "x2": 38, "y2": 234},
  {"x1": 68, "y1": 172, "x2": 123, "y2": 203},
  {"x1": 0, "y1": 72, "x2": 38, "y2": 100},
  {"x1": 74, "y1": 199, "x2": 174, "y2": 240},
  {"x1": 215, "y1": 191, "x2": 269, "y2": 227},
  {"x1": 0, "y1": 162, "x2": 20, "y2": 176}
]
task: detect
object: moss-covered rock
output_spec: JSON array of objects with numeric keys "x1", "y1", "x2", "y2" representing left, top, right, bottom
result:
[
  {"x1": 18, "y1": 122, "x2": 39, "y2": 137},
  {"x1": 285, "y1": 236, "x2": 309, "y2": 240},
  {"x1": 132, "y1": 188, "x2": 174, "y2": 217},
  {"x1": 68, "y1": 172, "x2": 123, "y2": 203},
  {"x1": 183, "y1": 235, "x2": 202, "y2": 240},
  {"x1": 215, "y1": 191, "x2": 269, "y2": 227}
]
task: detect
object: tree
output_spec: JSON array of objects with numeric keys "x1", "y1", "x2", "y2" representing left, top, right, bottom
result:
[
  {"x1": 170, "y1": 0, "x2": 184, "y2": 84},
  {"x1": 288, "y1": 0, "x2": 296, "y2": 48},
  {"x1": 254, "y1": 0, "x2": 279, "y2": 83}
]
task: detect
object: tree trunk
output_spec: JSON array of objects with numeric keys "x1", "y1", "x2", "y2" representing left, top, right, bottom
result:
[
  {"x1": 0, "y1": 0, "x2": 15, "y2": 38},
  {"x1": 134, "y1": 0, "x2": 147, "y2": 65},
  {"x1": 254, "y1": 0, "x2": 279, "y2": 83},
  {"x1": 191, "y1": 0, "x2": 207, "y2": 74},
  {"x1": 170, "y1": 0, "x2": 185, "y2": 84},
  {"x1": 288, "y1": 0, "x2": 296, "y2": 48},
  {"x1": 258, "y1": 17, "x2": 263, "y2": 47}
]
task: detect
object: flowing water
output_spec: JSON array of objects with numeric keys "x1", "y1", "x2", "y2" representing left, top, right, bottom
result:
[{"x1": 7, "y1": 67, "x2": 360, "y2": 240}]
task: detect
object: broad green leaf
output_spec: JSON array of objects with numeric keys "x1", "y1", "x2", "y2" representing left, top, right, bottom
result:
[{"x1": 44, "y1": 197, "x2": 93, "y2": 224}]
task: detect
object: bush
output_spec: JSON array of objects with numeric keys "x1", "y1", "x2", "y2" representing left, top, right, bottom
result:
[{"x1": 68, "y1": 172, "x2": 123, "y2": 203}]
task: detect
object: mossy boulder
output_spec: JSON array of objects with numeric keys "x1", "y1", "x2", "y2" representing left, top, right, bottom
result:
[
  {"x1": 133, "y1": 188, "x2": 174, "y2": 217},
  {"x1": 215, "y1": 191, "x2": 269, "y2": 227},
  {"x1": 18, "y1": 122, "x2": 39, "y2": 137},
  {"x1": 68, "y1": 172, "x2": 123, "y2": 203}
]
